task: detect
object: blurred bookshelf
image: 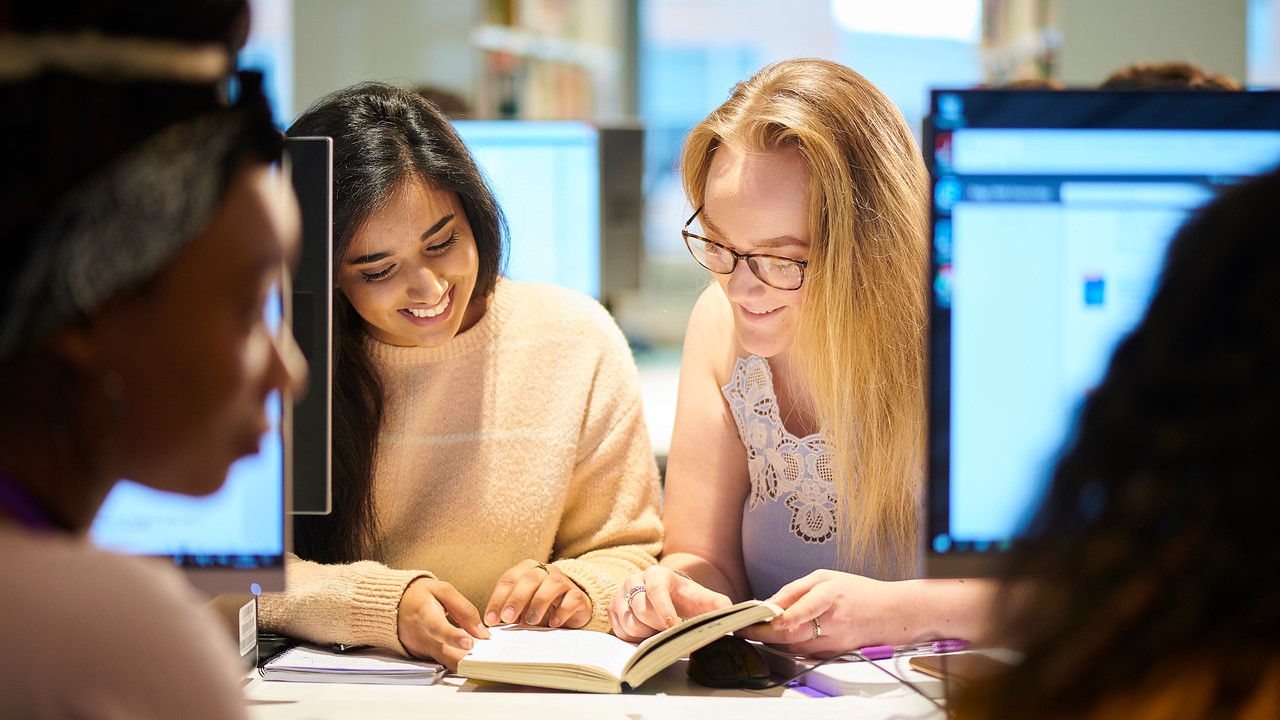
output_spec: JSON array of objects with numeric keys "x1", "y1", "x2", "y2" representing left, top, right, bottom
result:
[
  {"x1": 473, "y1": 0, "x2": 638, "y2": 120},
  {"x1": 980, "y1": 0, "x2": 1060, "y2": 85}
]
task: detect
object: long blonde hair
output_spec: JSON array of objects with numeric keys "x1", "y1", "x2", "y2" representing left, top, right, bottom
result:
[{"x1": 681, "y1": 58, "x2": 929, "y2": 579}]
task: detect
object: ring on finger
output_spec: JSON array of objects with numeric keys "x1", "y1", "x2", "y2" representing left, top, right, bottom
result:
[
  {"x1": 625, "y1": 584, "x2": 646, "y2": 612},
  {"x1": 534, "y1": 562, "x2": 550, "y2": 573},
  {"x1": 810, "y1": 617, "x2": 822, "y2": 640}
]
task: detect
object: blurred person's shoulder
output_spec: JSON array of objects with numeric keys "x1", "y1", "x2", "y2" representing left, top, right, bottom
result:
[{"x1": 0, "y1": 523, "x2": 247, "y2": 719}]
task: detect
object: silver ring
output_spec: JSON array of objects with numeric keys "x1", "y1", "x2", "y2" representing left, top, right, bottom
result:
[
  {"x1": 625, "y1": 584, "x2": 646, "y2": 612},
  {"x1": 810, "y1": 617, "x2": 821, "y2": 640}
]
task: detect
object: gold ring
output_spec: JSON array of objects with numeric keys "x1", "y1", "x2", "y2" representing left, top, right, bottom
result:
[
  {"x1": 811, "y1": 617, "x2": 821, "y2": 640},
  {"x1": 625, "y1": 584, "x2": 646, "y2": 612}
]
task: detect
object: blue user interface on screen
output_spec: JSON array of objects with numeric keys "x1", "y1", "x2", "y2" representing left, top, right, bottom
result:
[
  {"x1": 927, "y1": 90, "x2": 1280, "y2": 558},
  {"x1": 453, "y1": 120, "x2": 602, "y2": 299}
]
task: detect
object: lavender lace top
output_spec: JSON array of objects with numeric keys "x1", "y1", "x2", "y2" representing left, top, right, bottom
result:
[{"x1": 721, "y1": 355, "x2": 846, "y2": 598}]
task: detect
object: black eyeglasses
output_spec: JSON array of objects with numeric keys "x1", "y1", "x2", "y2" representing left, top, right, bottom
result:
[{"x1": 681, "y1": 207, "x2": 808, "y2": 291}]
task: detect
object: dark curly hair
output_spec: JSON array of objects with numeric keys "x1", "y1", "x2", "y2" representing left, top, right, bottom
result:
[{"x1": 960, "y1": 165, "x2": 1280, "y2": 718}]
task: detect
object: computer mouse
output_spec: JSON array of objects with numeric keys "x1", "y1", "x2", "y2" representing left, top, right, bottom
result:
[{"x1": 687, "y1": 635, "x2": 772, "y2": 690}]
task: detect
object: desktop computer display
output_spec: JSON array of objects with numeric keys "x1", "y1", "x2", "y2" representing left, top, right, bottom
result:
[
  {"x1": 926, "y1": 89, "x2": 1280, "y2": 578},
  {"x1": 451, "y1": 120, "x2": 644, "y2": 307},
  {"x1": 454, "y1": 120, "x2": 600, "y2": 299}
]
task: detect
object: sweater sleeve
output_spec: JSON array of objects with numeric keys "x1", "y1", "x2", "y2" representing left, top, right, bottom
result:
[
  {"x1": 550, "y1": 304, "x2": 664, "y2": 633},
  {"x1": 257, "y1": 553, "x2": 433, "y2": 655}
]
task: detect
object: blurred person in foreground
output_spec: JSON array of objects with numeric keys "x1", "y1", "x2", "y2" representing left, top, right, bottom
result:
[{"x1": 0, "y1": 1, "x2": 305, "y2": 717}]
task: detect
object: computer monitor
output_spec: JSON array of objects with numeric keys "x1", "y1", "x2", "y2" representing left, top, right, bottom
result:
[
  {"x1": 451, "y1": 120, "x2": 644, "y2": 307},
  {"x1": 925, "y1": 89, "x2": 1280, "y2": 578},
  {"x1": 283, "y1": 136, "x2": 333, "y2": 515},
  {"x1": 90, "y1": 289, "x2": 289, "y2": 596}
]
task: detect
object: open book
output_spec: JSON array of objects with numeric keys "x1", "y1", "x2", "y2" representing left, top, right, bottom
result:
[
  {"x1": 456, "y1": 599, "x2": 782, "y2": 693},
  {"x1": 260, "y1": 643, "x2": 444, "y2": 685}
]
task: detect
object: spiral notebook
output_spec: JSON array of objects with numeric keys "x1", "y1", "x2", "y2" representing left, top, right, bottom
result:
[{"x1": 259, "y1": 643, "x2": 444, "y2": 685}]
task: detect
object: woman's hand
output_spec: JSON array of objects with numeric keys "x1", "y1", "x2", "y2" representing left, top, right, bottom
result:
[
  {"x1": 743, "y1": 571, "x2": 994, "y2": 657},
  {"x1": 737, "y1": 569, "x2": 899, "y2": 657},
  {"x1": 397, "y1": 577, "x2": 489, "y2": 671},
  {"x1": 484, "y1": 559, "x2": 593, "y2": 629},
  {"x1": 609, "y1": 565, "x2": 732, "y2": 642}
]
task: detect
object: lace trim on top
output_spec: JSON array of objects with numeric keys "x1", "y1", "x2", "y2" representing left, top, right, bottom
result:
[{"x1": 722, "y1": 355, "x2": 837, "y2": 544}]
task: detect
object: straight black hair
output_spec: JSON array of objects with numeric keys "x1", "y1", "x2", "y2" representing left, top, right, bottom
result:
[{"x1": 288, "y1": 82, "x2": 507, "y2": 563}]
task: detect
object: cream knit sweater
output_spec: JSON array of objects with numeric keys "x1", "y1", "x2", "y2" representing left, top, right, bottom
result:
[{"x1": 260, "y1": 279, "x2": 663, "y2": 652}]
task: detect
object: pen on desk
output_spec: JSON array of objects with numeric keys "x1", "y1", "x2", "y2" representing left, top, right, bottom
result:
[
  {"x1": 330, "y1": 643, "x2": 371, "y2": 653},
  {"x1": 847, "y1": 639, "x2": 969, "y2": 661}
]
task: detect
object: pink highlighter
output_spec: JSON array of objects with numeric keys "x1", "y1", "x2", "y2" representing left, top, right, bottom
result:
[{"x1": 852, "y1": 639, "x2": 969, "y2": 661}]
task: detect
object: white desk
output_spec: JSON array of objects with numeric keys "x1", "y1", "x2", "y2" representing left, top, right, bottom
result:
[{"x1": 245, "y1": 660, "x2": 945, "y2": 719}]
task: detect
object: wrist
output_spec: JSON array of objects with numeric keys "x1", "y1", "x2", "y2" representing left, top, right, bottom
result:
[{"x1": 902, "y1": 578, "x2": 993, "y2": 643}]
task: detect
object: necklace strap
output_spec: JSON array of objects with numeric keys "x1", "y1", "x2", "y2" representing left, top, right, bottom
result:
[{"x1": 0, "y1": 470, "x2": 61, "y2": 531}]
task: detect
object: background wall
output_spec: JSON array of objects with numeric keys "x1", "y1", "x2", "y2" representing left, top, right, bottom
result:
[
  {"x1": 258, "y1": 0, "x2": 1280, "y2": 457},
  {"x1": 1058, "y1": 0, "x2": 1247, "y2": 86},
  {"x1": 291, "y1": 1, "x2": 477, "y2": 121}
]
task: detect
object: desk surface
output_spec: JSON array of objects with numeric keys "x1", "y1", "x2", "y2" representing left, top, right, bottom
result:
[{"x1": 244, "y1": 660, "x2": 945, "y2": 720}]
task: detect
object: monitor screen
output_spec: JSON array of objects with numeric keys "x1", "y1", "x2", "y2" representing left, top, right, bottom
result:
[
  {"x1": 91, "y1": 288, "x2": 289, "y2": 595},
  {"x1": 452, "y1": 120, "x2": 604, "y2": 300},
  {"x1": 926, "y1": 89, "x2": 1280, "y2": 578},
  {"x1": 284, "y1": 136, "x2": 333, "y2": 515}
]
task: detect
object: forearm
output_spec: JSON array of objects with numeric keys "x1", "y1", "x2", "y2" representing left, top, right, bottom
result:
[
  {"x1": 660, "y1": 551, "x2": 747, "y2": 601},
  {"x1": 258, "y1": 553, "x2": 432, "y2": 653},
  {"x1": 558, "y1": 387, "x2": 664, "y2": 630},
  {"x1": 887, "y1": 578, "x2": 997, "y2": 645}
]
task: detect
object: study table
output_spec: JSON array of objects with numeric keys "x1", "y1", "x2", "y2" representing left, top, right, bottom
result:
[{"x1": 244, "y1": 658, "x2": 946, "y2": 720}]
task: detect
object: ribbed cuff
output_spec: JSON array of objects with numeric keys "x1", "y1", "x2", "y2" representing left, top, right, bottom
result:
[
  {"x1": 552, "y1": 558, "x2": 621, "y2": 633},
  {"x1": 348, "y1": 567, "x2": 435, "y2": 654}
]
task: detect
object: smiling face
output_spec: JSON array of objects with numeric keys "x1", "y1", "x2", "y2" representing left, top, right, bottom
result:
[
  {"x1": 338, "y1": 178, "x2": 486, "y2": 348},
  {"x1": 702, "y1": 144, "x2": 812, "y2": 358}
]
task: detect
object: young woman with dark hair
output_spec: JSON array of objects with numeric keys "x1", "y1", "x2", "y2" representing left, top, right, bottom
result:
[{"x1": 259, "y1": 82, "x2": 663, "y2": 671}]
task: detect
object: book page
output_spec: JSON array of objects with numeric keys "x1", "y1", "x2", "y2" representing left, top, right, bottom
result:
[
  {"x1": 464, "y1": 626, "x2": 639, "y2": 678},
  {"x1": 623, "y1": 600, "x2": 781, "y2": 684}
]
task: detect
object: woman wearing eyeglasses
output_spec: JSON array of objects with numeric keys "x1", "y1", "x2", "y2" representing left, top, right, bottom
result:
[{"x1": 610, "y1": 59, "x2": 993, "y2": 655}]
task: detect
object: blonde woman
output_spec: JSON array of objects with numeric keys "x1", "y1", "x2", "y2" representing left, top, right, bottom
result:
[{"x1": 610, "y1": 59, "x2": 992, "y2": 654}]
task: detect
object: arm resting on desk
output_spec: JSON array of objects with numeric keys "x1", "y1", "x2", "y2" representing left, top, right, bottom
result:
[{"x1": 258, "y1": 554, "x2": 431, "y2": 655}]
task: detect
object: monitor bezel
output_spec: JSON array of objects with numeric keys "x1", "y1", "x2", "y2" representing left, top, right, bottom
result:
[{"x1": 283, "y1": 136, "x2": 334, "y2": 516}]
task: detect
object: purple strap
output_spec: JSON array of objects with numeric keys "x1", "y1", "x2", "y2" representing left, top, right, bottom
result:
[
  {"x1": 0, "y1": 470, "x2": 59, "y2": 530},
  {"x1": 858, "y1": 645, "x2": 896, "y2": 661}
]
